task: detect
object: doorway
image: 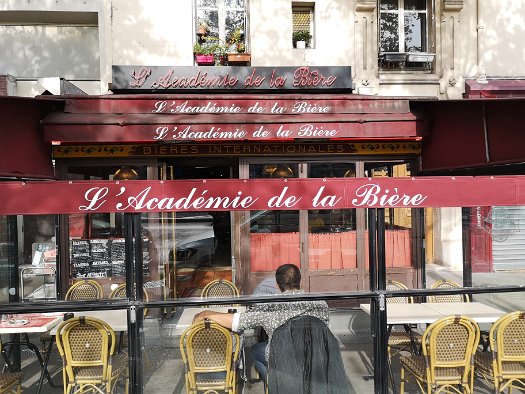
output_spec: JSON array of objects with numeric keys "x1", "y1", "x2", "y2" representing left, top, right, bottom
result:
[{"x1": 158, "y1": 159, "x2": 237, "y2": 298}]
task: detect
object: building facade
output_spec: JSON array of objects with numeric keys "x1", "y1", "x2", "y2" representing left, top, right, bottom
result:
[{"x1": 1, "y1": 1, "x2": 525, "y2": 393}]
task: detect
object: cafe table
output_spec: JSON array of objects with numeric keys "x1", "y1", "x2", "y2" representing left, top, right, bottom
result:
[
  {"x1": 174, "y1": 306, "x2": 247, "y2": 336},
  {"x1": 0, "y1": 312, "x2": 63, "y2": 390},
  {"x1": 360, "y1": 301, "x2": 507, "y2": 394},
  {"x1": 36, "y1": 309, "x2": 128, "y2": 394},
  {"x1": 360, "y1": 301, "x2": 506, "y2": 325}
]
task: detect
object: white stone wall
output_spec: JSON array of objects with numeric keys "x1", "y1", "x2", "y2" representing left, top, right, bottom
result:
[{"x1": 1, "y1": 0, "x2": 524, "y2": 97}]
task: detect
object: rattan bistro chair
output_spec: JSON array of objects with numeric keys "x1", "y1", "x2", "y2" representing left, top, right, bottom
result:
[
  {"x1": 474, "y1": 311, "x2": 525, "y2": 393},
  {"x1": 109, "y1": 283, "x2": 149, "y2": 316},
  {"x1": 428, "y1": 279, "x2": 471, "y2": 303},
  {"x1": 65, "y1": 279, "x2": 104, "y2": 301},
  {"x1": 41, "y1": 279, "x2": 104, "y2": 354},
  {"x1": 0, "y1": 339, "x2": 23, "y2": 394},
  {"x1": 180, "y1": 320, "x2": 240, "y2": 394},
  {"x1": 0, "y1": 372, "x2": 22, "y2": 394},
  {"x1": 56, "y1": 316, "x2": 128, "y2": 394},
  {"x1": 386, "y1": 280, "x2": 422, "y2": 358},
  {"x1": 400, "y1": 315, "x2": 480, "y2": 394},
  {"x1": 201, "y1": 279, "x2": 240, "y2": 299}
]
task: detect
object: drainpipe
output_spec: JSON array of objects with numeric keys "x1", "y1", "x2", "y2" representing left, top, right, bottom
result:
[{"x1": 476, "y1": 0, "x2": 487, "y2": 83}]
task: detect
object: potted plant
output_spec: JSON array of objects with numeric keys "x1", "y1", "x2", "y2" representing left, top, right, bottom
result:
[
  {"x1": 227, "y1": 28, "x2": 251, "y2": 64},
  {"x1": 292, "y1": 30, "x2": 312, "y2": 49},
  {"x1": 196, "y1": 22, "x2": 209, "y2": 37},
  {"x1": 193, "y1": 41, "x2": 216, "y2": 65}
]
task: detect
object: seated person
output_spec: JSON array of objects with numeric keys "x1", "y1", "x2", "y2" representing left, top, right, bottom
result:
[{"x1": 193, "y1": 263, "x2": 329, "y2": 382}]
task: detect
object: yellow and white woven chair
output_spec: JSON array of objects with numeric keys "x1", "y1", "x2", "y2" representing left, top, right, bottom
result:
[
  {"x1": 55, "y1": 316, "x2": 128, "y2": 394},
  {"x1": 475, "y1": 310, "x2": 525, "y2": 393},
  {"x1": 180, "y1": 320, "x2": 240, "y2": 394},
  {"x1": 0, "y1": 372, "x2": 22, "y2": 394},
  {"x1": 41, "y1": 279, "x2": 104, "y2": 353},
  {"x1": 109, "y1": 283, "x2": 149, "y2": 316},
  {"x1": 0, "y1": 339, "x2": 22, "y2": 394},
  {"x1": 201, "y1": 279, "x2": 239, "y2": 299},
  {"x1": 400, "y1": 315, "x2": 480, "y2": 394},
  {"x1": 65, "y1": 279, "x2": 104, "y2": 301},
  {"x1": 428, "y1": 279, "x2": 470, "y2": 303},
  {"x1": 386, "y1": 280, "x2": 422, "y2": 358}
]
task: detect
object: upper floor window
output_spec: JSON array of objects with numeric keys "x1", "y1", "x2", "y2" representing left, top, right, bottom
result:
[
  {"x1": 379, "y1": 0, "x2": 434, "y2": 69},
  {"x1": 292, "y1": 4, "x2": 314, "y2": 48},
  {"x1": 196, "y1": 0, "x2": 247, "y2": 50}
]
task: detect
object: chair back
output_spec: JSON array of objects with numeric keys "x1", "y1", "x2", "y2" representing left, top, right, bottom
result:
[
  {"x1": 109, "y1": 283, "x2": 149, "y2": 315},
  {"x1": 489, "y1": 311, "x2": 525, "y2": 386},
  {"x1": 267, "y1": 315, "x2": 350, "y2": 394},
  {"x1": 422, "y1": 315, "x2": 480, "y2": 390},
  {"x1": 179, "y1": 320, "x2": 240, "y2": 394},
  {"x1": 428, "y1": 279, "x2": 470, "y2": 303},
  {"x1": 65, "y1": 279, "x2": 103, "y2": 300},
  {"x1": 55, "y1": 316, "x2": 116, "y2": 389},
  {"x1": 201, "y1": 279, "x2": 239, "y2": 299},
  {"x1": 386, "y1": 280, "x2": 413, "y2": 304}
]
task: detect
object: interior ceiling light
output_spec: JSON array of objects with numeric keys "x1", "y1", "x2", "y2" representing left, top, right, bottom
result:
[{"x1": 113, "y1": 166, "x2": 140, "y2": 180}]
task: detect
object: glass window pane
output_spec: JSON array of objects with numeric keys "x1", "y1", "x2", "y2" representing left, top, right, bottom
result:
[
  {"x1": 405, "y1": 0, "x2": 426, "y2": 11},
  {"x1": 225, "y1": 0, "x2": 244, "y2": 8},
  {"x1": 380, "y1": 0, "x2": 398, "y2": 11},
  {"x1": 197, "y1": 9, "x2": 219, "y2": 37},
  {"x1": 380, "y1": 13, "x2": 400, "y2": 52},
  {"x1": 404, "y1": 12, "x2": 426, "y2": 52},
  {"x1": 225, "y1": 10, "x2": 245, "y2": 40},
  {"x1": 197, "y1": 0, "x2": 218, "y2": 7}
]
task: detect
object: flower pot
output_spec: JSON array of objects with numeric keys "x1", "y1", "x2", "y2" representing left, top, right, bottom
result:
[
  {"x1": 227, "y1": 53, "x2": 251, "y2": 64},
  {"x1": 296, "y1": 40, "x2": 306, "y2": 49},
  {"x1": 195, "y1": 54, "x2": 215, "y2": 65},
  {"x1": 197, "y1": 26, "x2": 207, "y2": 36}
]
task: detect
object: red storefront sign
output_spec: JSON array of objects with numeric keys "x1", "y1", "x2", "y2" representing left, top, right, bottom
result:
[
  {"x1": 43, "y1": 95, "x2": 424, "y2": 143},
  {"x1": 0, "y1": 176, "x2": 524, "y2": 215}
]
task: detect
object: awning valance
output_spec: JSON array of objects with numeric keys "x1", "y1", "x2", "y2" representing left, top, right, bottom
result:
[
  {"x1": 1, "y1": 176, "x2": 525, "y2": 215},
  {"x1": 42, "y1": 94, "x2": 426, "y2": 143}
]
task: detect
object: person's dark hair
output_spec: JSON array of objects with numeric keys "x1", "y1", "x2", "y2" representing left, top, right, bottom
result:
[{"x1": 275, "y1": 264, "x2": 301, "y2": 291}]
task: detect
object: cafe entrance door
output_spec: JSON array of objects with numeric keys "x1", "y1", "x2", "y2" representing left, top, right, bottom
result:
[{"x1": 157, "y1": 158, "x2": 237, "y2": 298}]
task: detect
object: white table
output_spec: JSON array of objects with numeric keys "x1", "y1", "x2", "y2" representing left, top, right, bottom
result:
[
  {"x1": 359, "y1": 302, "x2": 506, "y2": 325},
  {"x1": 1, "y1": 313, "x2": 64, "y2": 393},
  {"x1": 360, "y1": 302, "x2": 506, "y2": 394},
  {"x1": 48, "y1": 309, "x2": 128, "y2": 335},
  {"x1": 174, "y1": 306, "x2": 247, "y2": 336}
]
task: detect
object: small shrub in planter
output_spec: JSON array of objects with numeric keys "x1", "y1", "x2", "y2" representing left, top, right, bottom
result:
[{"x1": 292, "y1": 30, "x2": 312, "y2": 48}]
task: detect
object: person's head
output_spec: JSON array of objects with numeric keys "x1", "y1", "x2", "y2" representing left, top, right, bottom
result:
[{"x1": 275, "y1": 264, "x2": 301, "y2": 292}]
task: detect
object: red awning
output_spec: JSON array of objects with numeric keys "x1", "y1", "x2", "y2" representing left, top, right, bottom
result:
[
  {"x1": 0, "y1": 96, "x2": 61, "y2": 180},
  {"x1": 42, "y1": 94, "x2": 426, "y2": 143},
  {"x1": 1, "y1": 176, "x2": 525, "y2": 215},
  {"x1": 414, "y1": 98, "x2": 525, "y2": 173},
  {"x1": 465, "y1": 79, "x2": 525, "y2": 98}
]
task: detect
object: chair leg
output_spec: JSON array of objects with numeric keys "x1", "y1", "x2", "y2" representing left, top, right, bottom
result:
[{"x1": 400, "y1": 366, "x2": 405, "y2": 394}]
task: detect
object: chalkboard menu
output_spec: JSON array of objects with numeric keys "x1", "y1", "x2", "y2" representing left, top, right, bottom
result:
[
  {"x1": 71, "y1": 238, "x2": 151, "y2": 278},
  {"x1": 0, "y1": 242, "x2": 15, "y2": 279}
]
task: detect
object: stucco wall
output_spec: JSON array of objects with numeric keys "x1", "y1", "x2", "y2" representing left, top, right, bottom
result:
[{"x1": 1, "y1": 0, "x2": 524, "y2": 97}]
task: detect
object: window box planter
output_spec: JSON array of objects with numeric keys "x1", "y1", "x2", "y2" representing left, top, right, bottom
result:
[
  {"x1": 195, "y1": 54, "x2": 215, "y2": 65},
  {"x1": 381, "y1": 52, "x2": 407, "y2": 62},
  {"x1": 406, "y1": 52, "x2": 435, "y2": 63},
  {"x1": 227, "y1": 53, "x2": 251, "y2": 64}
]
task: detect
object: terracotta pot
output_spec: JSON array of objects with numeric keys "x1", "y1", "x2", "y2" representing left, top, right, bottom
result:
[
  {"x1": 197, "y1": 26, "x2": 207, "y2": 36},
  {"x1": 227, "y1": 53, "x2": 251, "y2": 64}
]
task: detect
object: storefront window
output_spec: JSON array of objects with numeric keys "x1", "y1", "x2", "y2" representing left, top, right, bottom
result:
[{"x1": 248, "y1": 163, "x2": 300, "y2": 273}]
